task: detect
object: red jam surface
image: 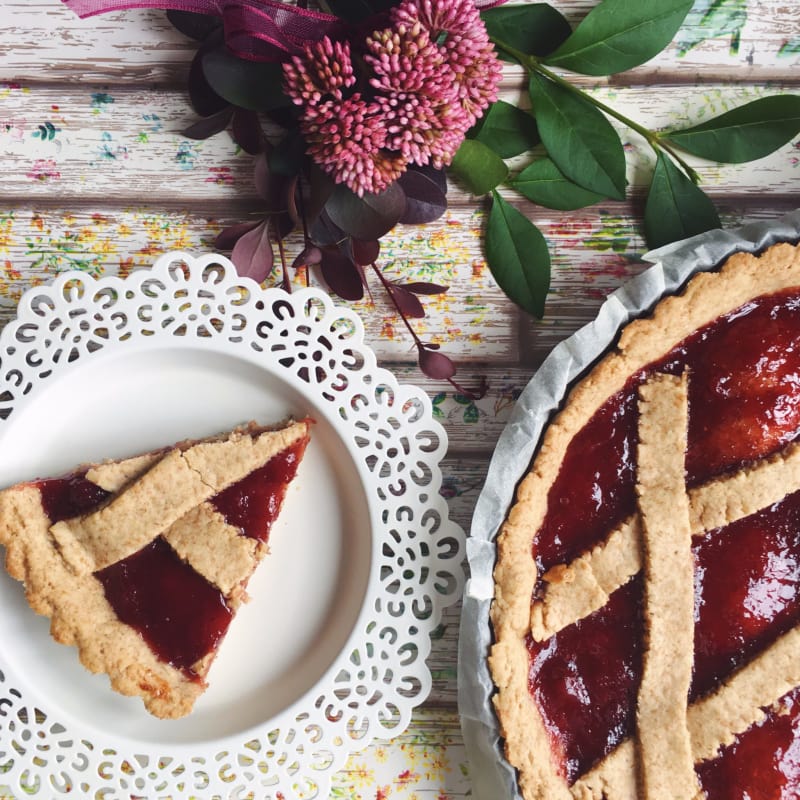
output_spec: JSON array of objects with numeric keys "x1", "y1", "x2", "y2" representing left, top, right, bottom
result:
[
  {"x1": 697, "y1": 686, "x2": 800, "y2": 799},
  {"x1": 535, "y1": 291, "x2": 800, "y2": 575},
  {"x1": 96, "y1": 537, "x2": 232, "y2": 675},
  {"x1": 530, "y1": 290, "x2": 800, "y2": 786},
  {"x1": 38, "y1": 474, "x2": 112, "y2": 523},
  {"x1": 211, "y1": 439, "x2": 306, "y2": 541},
  {"x1": 528, "y1": 579, "x2": 642, "y2": 783}
]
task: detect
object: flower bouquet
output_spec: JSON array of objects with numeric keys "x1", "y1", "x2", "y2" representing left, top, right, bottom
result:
[{"x1": 62, "y1": 0, "x2": 800, "y2": 388}]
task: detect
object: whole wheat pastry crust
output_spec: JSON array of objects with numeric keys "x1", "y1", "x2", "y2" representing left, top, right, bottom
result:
[
  {"x1": 0, "y1": 419, "x2": 309, "y2": 719},
  {"x1": 489, "y1": 242, "x2": 800, "y2": 799}
]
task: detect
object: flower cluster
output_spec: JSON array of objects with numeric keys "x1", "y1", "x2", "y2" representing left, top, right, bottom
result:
[{"x1": 282, "y1": 0, "x2": 502, "y2": 196}]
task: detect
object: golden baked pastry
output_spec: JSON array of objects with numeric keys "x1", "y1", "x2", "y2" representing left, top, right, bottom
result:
[
  {"x1": 490, "y1": 242, "x2": 800, "y2": 798},
  {"x1": 0, "y1": 420, "x2": 310, "y2": 719}
]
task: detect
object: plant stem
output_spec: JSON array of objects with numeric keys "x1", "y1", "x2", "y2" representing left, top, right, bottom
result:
[{"x1": 491, "y1": 38, "x2": 701, "y2": 184}]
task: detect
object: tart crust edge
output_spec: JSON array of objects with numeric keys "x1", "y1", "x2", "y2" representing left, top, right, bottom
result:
[{"x1": 488, "y1": 242, "x2": 800, "y2": 797}]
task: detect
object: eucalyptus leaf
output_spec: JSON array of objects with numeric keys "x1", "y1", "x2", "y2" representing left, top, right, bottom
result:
[
  {"x1": 325, "y1": 182, "x2": 406, "y2": 241},
  {"x1": 644, "y1": 152, "x2": 721, "y2": 249},
  {"x1": 450, "y1": 139, "x2": 509, "y2": 196},
  {"x1": 202, "y1": 47, "x2": 291, "y2": 112},
  {"x1": 188, "y1": 47, "x2": 228, "y2": 118},
  {"x1": 512, "y1": 157, "x2": 606, "y2": 210},
  {"x1": 529, "y1": 73, "x2": 627, "y2": 199},
  {"x1": 319, "y1": 247, "x2": 365, "y2": 301},
  {"x1": 167, "y1": 10, "x2": 221, "y2": 42},
  {"x1": 181, "y1": 107, "x2": 233, "y2": 140},
  {"x1": 545, "y1": 0, "x2": 694, "y2": 76},
  {"x1": 397, "y1": 170, "x2": 448, "y2": 224},
  {"x1": 485, "y1": 191, "x2": 550, "y2": 318},
  {"x1": 665, "y1": 95, "x2": 800, "y2": 163},
  {"x1": 470, "y1": 101, "x2": 540, "y2": 158},
  {"x1": 481, "y1": 4, "x2": 572, "y2": 62}
]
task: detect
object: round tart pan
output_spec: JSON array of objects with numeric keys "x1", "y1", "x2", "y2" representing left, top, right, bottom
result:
[{"x1": 458, "y1": 208, "x2": 800, "y2": 800}]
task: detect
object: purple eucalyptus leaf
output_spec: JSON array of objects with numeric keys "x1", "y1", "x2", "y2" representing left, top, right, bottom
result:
[
  {"x1": 351, "y1": 238, "x2": 380, "y2": 266},
  {"x1": 389, "y1": 284, "x2": 425, "y2": 319},
  {"x1": 320, "y1": 248, "x2": 365, "y2": 301},
  {"x1": 202, "y1": 46, "x2": 291, "y2": 112},
  {"x1": 166, "y1": 10, "x2": 221, "y2": 41},
  {"x1": 325, "y1": 182, "x2": 406, "y2": 241},
  {"x1": 188, "y1": 47, "x2": 229, "y2": 118},
  {"x1": 254, "y1": 154, "x2": 296, "y2": 217},
  {"x1": 286, "y1": 174, "x2": 301, "y2": 224},
  {"x1": 310, "y1": 209, "x2": 346, "y2": 247},
  {"x1": 181, "y1": 107, "x2": 234, "y2": 139},
  {"x1": 214, "y1": 219, "x2": 262, "y2": 250},
  {"x1": 272, "y1": 210, "x2": 296, "y2": 240},
  {"x1": 401, "y1": 281, "x2": 449, "y2": 295},
  {"x1": 408, "y1": 164, "x2": 448, "y2": 195},
  {"x1": 302, "y1": 165, "x2": 335, "y2": 228},
  {"x1": 231, "y1": 109, "x2": 263, "y2": 155},
  {"x1": 398, "y1": 170, "x2": 448, "y2": 224},
  {"x1": 230, "y1": 220, "x2": 274, "y2": 283},
  {"x1": 417, "y1": 345, "x2": 456, "y2": 380},
  {"x1": 291, "y1": 245, "x2": 323, "y2": 270}
]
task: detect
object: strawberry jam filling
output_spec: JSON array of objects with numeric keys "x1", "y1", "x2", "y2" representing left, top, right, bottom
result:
[
  {"x1": 211, "y1": 442, "x2": 305, "y2": 541},
  {"x1": 36, "y1": 438, "x2": 307, "y2": 677},
  {"x1": 697, "y1": 685, "x2": 800, "y2": 799},
  {"x1": 96, "y1": 537, "x2": 232, "y2": 675},
  {"x1": 535, "y1": 290, "x2": 800, "y2": 576},
  {"x1": 530, "y1": 289, "x2": 800, "y2": 788}
]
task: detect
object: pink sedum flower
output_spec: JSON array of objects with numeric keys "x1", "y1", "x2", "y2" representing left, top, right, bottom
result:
[
  {"x1": 283, "y1": 37, "x2": 356, "y2": 105},
  {"x1": 282, "y1": 0, "x2": 502, "y2": 196},
  {"x1": 301, "y1": 95, "x2": 406, "y2": 196}
]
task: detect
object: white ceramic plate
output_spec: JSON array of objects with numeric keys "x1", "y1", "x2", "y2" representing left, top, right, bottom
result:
[{"x1": 0, "y1": 252, "x2": 464, "y2": 799}]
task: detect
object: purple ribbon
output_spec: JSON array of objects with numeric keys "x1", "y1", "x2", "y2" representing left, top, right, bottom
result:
[{"x1": 62, "y1": 0, "x2": 506, "y2": 61}]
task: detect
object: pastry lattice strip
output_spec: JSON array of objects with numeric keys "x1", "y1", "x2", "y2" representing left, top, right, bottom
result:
[
  {"x1": 531, "y1": 438, "x2": 800, "y2": 641},
  {"x1": 536, "y1": 375, "x2": 800, "y2": 798},
  {"x1": 634, "y1": 373, "x2": 699, "y2": 799}
]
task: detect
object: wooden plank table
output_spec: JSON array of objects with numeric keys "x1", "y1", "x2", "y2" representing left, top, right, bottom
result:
[{"x1": 1, "y1": 1, "x2": 799, "y2": 797}]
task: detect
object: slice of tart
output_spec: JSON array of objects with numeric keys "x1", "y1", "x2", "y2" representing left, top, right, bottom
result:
[
  {"x1": 0, "y1": 419, "x2": 311, "y2": 719},
  {"x1": 490, "y1": 242, "x2": 800, "y2": 798}
]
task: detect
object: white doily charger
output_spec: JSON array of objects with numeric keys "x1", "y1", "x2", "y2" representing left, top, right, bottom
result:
[{"x1": 0, "y1": 252, "x2": 464, "y2": 799}]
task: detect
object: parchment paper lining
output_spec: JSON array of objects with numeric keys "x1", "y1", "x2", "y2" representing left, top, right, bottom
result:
[{"x1": 458, "y1": 209, "x2": 800, "y2": 800}]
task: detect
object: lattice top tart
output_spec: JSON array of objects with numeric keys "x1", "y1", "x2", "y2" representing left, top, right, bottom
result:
[
  {"x1": 490, "y1": 242, "x2": 800, "y2": 798},
  {"x1": 0, "y1": 419, "x2": 310, "y2": 719}
]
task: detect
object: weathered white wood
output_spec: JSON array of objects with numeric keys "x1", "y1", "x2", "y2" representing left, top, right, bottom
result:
[
  {"x1": 0, "y1": 203, "x2": 519, "y2": 362},
  {"x1": 2, "y1": 84, "x2": 799, "y2": 204},
  {"x1": 2, "y1": 0, "x2": 798, "y2": 84}
]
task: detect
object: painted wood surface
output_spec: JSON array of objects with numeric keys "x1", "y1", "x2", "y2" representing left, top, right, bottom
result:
[{"x1": 1, "y1": 1, "x2": 800, "y2": 798}]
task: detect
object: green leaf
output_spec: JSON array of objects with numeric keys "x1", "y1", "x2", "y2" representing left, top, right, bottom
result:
[
  {"x1": 485, "y1": 191, "x2": 551, "y2": 318},
  {"x1": 481, "y1": 4, "x2": 572, "y2": 63},
  {"x1": 450, "y1": 139, "x2": 509, "y2": 196},
  {"x1": 545, "y1": 0, "x2": 694, "y2": 76},
  {"x1": 665, "y1": 95, "x2": 800, "y2": 163},
  {"x1": 644, "y1": 152, "x2": 721, "y2": 249},
  {"x1": 512, "y1": 157, "x2": 606, "y2": 210},
  {"x1": 470, "y1": 101, "x2": 540, "y2": 158},
  {"x1": 529, "y1": 73, "x2": 627, "y2": 199},
  {"x1": 202, "y1": 47, "x2": 290, "y2": 112}
]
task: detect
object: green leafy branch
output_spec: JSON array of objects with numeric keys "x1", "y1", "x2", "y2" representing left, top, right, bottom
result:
[{"x1": 451, "y1": 0, "x2": 800, "y2": 320}]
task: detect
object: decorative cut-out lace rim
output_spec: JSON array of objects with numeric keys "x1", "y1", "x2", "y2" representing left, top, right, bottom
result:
[{"x1": 0, "y1": 252, "x2": 465, "y2": 800}]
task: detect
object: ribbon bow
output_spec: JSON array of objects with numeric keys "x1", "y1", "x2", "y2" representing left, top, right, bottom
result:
[{"x1": 62, "y1": 0, "x2": 506, "y2": 61}]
